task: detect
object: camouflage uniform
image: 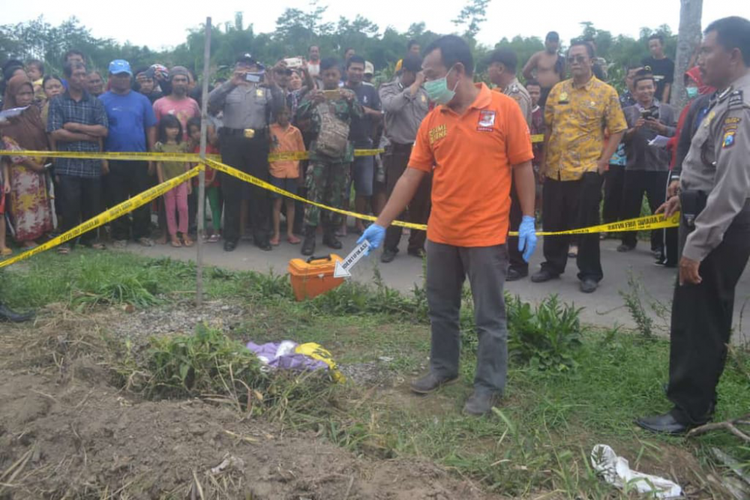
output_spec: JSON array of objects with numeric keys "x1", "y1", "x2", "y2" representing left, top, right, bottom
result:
[{"x1": 297, "y1": 90, "x2": 364, "y2": 229}]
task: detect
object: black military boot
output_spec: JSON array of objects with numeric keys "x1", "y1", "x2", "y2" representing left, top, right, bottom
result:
[
  {"x1": 323, "y1": 226, "x2": 343, "y2": 250},
  {"x1": 301, "y1": 226, "x2": 316, "y2": 256}
]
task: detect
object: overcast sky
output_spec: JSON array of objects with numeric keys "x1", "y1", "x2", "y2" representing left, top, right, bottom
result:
[{"x1": 4, "y1": 1, "x2": 749, "y2": 52}]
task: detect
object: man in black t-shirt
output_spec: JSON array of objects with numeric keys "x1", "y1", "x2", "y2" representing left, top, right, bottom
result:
[
  {"x1": 345, "y1": 55, "x2": 382, "y2": 234},
  {"x1": 641, "y1": 34, "x2": 675, "y2": 102}
]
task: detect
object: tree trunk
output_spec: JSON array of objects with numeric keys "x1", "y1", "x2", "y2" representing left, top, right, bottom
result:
[{"x1": 672, "y1": 0, "x2": 703, "y2": 110}]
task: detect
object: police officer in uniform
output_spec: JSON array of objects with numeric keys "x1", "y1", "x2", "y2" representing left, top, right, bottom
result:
[
  {"x1": 637, "y1": 17, "x2": 750, "y2": 435},
  {"x1": 488, "y1": 49, "x2": 534, "y2": 281},
  {"x1": 208, "y1": 54, "x2": 284, "y2": 252}
]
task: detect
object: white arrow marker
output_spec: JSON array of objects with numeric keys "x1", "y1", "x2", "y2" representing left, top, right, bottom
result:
[{"x1": 334, "y1": 240, "x2": 371, "y2": 279}]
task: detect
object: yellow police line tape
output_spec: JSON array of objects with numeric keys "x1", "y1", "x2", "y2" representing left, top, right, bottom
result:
[
  {"x1": 0, "y1": 167, "x2": 200, "y2": 269},
  {"x1": 0, "y1": 149, "x2": 677, "y2": 268},
  {"x1": 1, "y1": 133, "x2": 543, "y2": 164},
  {"x1": 0, "y1": 149, "x2": 386, "y2": 163},
  {"x1": 206, "y1": 158, "x2": 680, "y2": 236}
]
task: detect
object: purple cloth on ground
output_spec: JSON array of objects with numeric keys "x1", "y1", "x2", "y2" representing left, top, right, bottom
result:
[{"x1": 246, "y1": 341, "x2": 329, "y2": 372}]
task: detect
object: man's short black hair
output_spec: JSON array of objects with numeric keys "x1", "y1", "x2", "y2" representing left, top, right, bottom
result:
[
  {"x1": 705, "y1": 16, "x2": 750, "y2": 66},
  {"x1": 648, "y1": 33, "x2": 665, "y2": 45},
  {"x1": 546, "y1": 31, "x2": 560, "y2": 42},
  {"x1": 487, "y1": 49, "x2": 517, "y2": 73},
  {"x1": 525, "y1": 79, "x2": 541, "y2": 88},
  {"x1": 63, "y1": 49, "x2": 85, "y2": 63},
  {"x1": 633, "y1": 69, "x2": 655, "y2": 88},
  {"x1": 402, "y1": 53, "x2": 422, "y2": 73},
  {"x1": 26, "y1": 59, "x2": 44, "y2": 74},
  {"x1": 63, "y1": 61, "x2": 87, "y2": 78},
  {"x1": 568, "y1": 41, "x2": 595, "y2": 59},
  {"x1": 407, "y1": 39, "x2": 420, "y2": 50},
  {"x1": 347, "y1": 55, "x2": 366, "y2": 69},
  {"x1": 320, "y1": 57, "x2": 339, "y2": 72},
  {"x1": 424, "y1": 35, "x2": 474, "y2": 76}
]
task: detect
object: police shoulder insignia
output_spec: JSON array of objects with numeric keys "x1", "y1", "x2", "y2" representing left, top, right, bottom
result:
[
  {"x1": 728, "y1": 90, "x2": 744, "y2": 110},
  {"x1": 723, "y1": 129, "x2": 736, "y2": 149}
]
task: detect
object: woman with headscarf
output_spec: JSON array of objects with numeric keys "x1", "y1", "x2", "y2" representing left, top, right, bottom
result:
[
  {"x1": 660, "y1": 67, "x2": 717, "y2": 267},
  {"x1": 2, "y1": 74, "x2": 53, "y2": 248}
]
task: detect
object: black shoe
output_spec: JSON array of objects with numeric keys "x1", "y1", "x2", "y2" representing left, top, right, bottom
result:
[
  {"x1": 407, "y1": 248, "x2": 426, "y2": 258},
  {"x1": 531, "y1": 269, "x2": 559, "y2": 283},
  {"x1": 223, "y1": 239, "x2": 238, "y2": 252},
  {"x1": 580, "y1": 279, "x2": 598, "y2": 293},
  {"x1": 506, "y1": 267, "x2": 528, "y2": 282},
  {"x1": 322, "y1": 231, "x2": 342, "y2": 250},
  {"x1": 381, "y1": 249, "x2": 398, "y2": 263},
  {"x1": 301, "y1": 227, "x2": 316, "y2": 256},
  {"x1": 617, "y1": 244, "x2": 636, "y2": 252},
  {"x1": 463, "y1": 391, "x2": 502, "y2": 416},
  {"x1": 0, "y1": 303, "x2": 35, "y2": 323},
  {"x1": 256, "y1": 240, "x2": 273, "y2": 251},
  {"x1": 410, "y1": 372, "x2": 459, "y2": 395},
  {"x1": 635, "y1": 410, "x2": 696, "y2": 436}
]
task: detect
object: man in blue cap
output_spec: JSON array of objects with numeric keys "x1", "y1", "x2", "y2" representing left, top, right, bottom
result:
[{"x1": 99, "y1": 59, "x2": 158, "y2": 247}]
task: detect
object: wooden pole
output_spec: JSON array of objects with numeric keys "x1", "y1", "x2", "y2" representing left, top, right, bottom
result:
[{"x1": 196, "y1": 17, "x2": 212, "y2": 305}]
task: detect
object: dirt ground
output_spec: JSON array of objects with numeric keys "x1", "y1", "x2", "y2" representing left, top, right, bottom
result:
[{"x1": 0, "y1": 304, "x2": 501, "y2": 500}]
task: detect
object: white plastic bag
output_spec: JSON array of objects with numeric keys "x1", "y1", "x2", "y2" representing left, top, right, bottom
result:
[{"x1": 591, "y1": 444, "x2": 682, "y2": 498}]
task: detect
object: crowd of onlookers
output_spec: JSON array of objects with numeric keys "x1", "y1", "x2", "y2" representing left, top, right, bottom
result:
[{"x1": 0, "y1": 32, "x2": 705, "y2": 279}]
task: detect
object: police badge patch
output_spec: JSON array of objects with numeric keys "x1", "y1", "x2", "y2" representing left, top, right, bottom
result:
[{"x1": 723, "y1": 129, "x2": 736, "y2": 149}]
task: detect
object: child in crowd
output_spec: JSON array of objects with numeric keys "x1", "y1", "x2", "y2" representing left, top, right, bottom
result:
[
  {"x1": 25, "y1": 60, "x2": 45, "y2": 101},
  {"x1": 187, "y1": 117, "x2": 221, "y2": 243},
  {"x1": 155, "y1": 114, "x2": 193, "y2": 248},
  {"x1": 269, "y1": 107, "x2": 305, "y2": 246},
  {"x1": 0, "y1": 159, "x2": 10, "y2": 256}
]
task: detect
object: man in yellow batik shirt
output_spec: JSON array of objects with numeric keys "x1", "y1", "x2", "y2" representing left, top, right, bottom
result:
[{"x1": 531, "y1": 41, "x2": 627, "y2": 294}]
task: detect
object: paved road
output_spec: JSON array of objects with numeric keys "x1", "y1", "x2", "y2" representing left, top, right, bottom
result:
[{"x1": 128, "y1": 233, "x2": 750, "y2": 341}]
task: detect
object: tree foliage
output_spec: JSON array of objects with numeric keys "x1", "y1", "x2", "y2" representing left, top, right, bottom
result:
[{"x1": 1, "y1": 9, "x2": 678, "y2": 94}]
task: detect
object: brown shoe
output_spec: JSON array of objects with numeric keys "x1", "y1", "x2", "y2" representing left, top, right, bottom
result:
[{"x1": 410, "y1": 372, "x2": 459, "y2": 394}]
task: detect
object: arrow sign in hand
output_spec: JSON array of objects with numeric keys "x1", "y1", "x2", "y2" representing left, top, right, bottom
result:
[{"x1": 334, "y1": 240, "x2": 371, "y2": 279}]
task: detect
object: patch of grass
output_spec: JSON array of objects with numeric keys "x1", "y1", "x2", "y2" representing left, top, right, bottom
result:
[
  {"x1": 6, "y1": 250, "x2": 750, "y2": 498},
  {"x1": 507, "y1": 294, "x2": 584, "y2": 372}
]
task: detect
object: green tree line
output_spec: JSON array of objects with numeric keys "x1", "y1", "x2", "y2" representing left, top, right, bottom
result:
[{"x1": 1, "y1": 3, "x2": 677, "y2": 91}]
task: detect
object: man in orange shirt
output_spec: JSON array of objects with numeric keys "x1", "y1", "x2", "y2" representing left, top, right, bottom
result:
[{"x1": 358, "y1": 35, "x2": 537, "y2": 416}]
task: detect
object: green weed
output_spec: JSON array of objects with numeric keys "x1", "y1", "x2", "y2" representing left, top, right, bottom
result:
[{"x1": 507, "y1": 294, "x2": 584, "y2": 372}]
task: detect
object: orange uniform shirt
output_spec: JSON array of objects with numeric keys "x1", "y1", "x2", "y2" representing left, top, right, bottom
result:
[
  {"x1": 269, "y1": 123, "x2": 305, "y2": 179},
  {"x1": 409, "y1": 83, "x2": 533, "y2": 247}
]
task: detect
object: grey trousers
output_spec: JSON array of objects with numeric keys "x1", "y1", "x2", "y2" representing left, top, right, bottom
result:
[{"x1": 426, "y1": 240, "x2": 509, "y2": 394}]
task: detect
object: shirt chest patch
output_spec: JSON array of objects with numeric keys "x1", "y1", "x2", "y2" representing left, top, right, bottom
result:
[
  {"x1": 429, "y1": 124, "x2": 447, "y2": 145},
  {"x1": 477, "y1": 110, "x2": 496, "y2": 132},
  {"x1": 256, "y1": 89, "x2": 264, "y2": 97}
]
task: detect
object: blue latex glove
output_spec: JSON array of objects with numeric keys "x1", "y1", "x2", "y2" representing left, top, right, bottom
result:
[
  {"x1": 357, "y1": 224, "x2": 386, "y2": 255},
  {"x1": 518, "y1": 215, "x2": 537, "y2": 263}
]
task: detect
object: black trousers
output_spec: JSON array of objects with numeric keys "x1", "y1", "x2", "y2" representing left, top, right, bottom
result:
[
  {"x1": 383, "y1": 144, "x2": 431, "y2": 253},
  {"x1": 667, "y1": 206, "x2": 750, "y2": 424},
  {"x1": 106, "y1": 160, "x2": 152, "y2": 241},
  {"x1": 602, "y1": 164, "x2": 625, "y2": 224},
  {"x1": 507, "y1": 179, "x2": 526, "y2": 272},
  {"x1": 540, "y1": 173, "x2": 603, "y2": 282},
  {"x1": 58, "y1": 174, "x2": 101, "y2": 246},
  {"x1": 621, "y1": 170, "x2": 668, "y2": 249},
  {"x1": 219, "y1": 133, "x2": 270, "y2": 244}
]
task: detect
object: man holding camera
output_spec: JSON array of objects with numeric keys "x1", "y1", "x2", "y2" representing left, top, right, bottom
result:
[
  {"x1": 619, "y1": 69, "x2": 677, "y2": 255},
  {"x1": 208, "y1": 54, "x2": 284, "y2": 252}
]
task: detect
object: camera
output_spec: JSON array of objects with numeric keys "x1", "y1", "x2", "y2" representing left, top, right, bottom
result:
[
  {"x1": 640, "y1": 107, "x2": 659, "y2": 121},
  {"x1": 245, "y1": 72, "x2": 263, "y2": 83}
]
